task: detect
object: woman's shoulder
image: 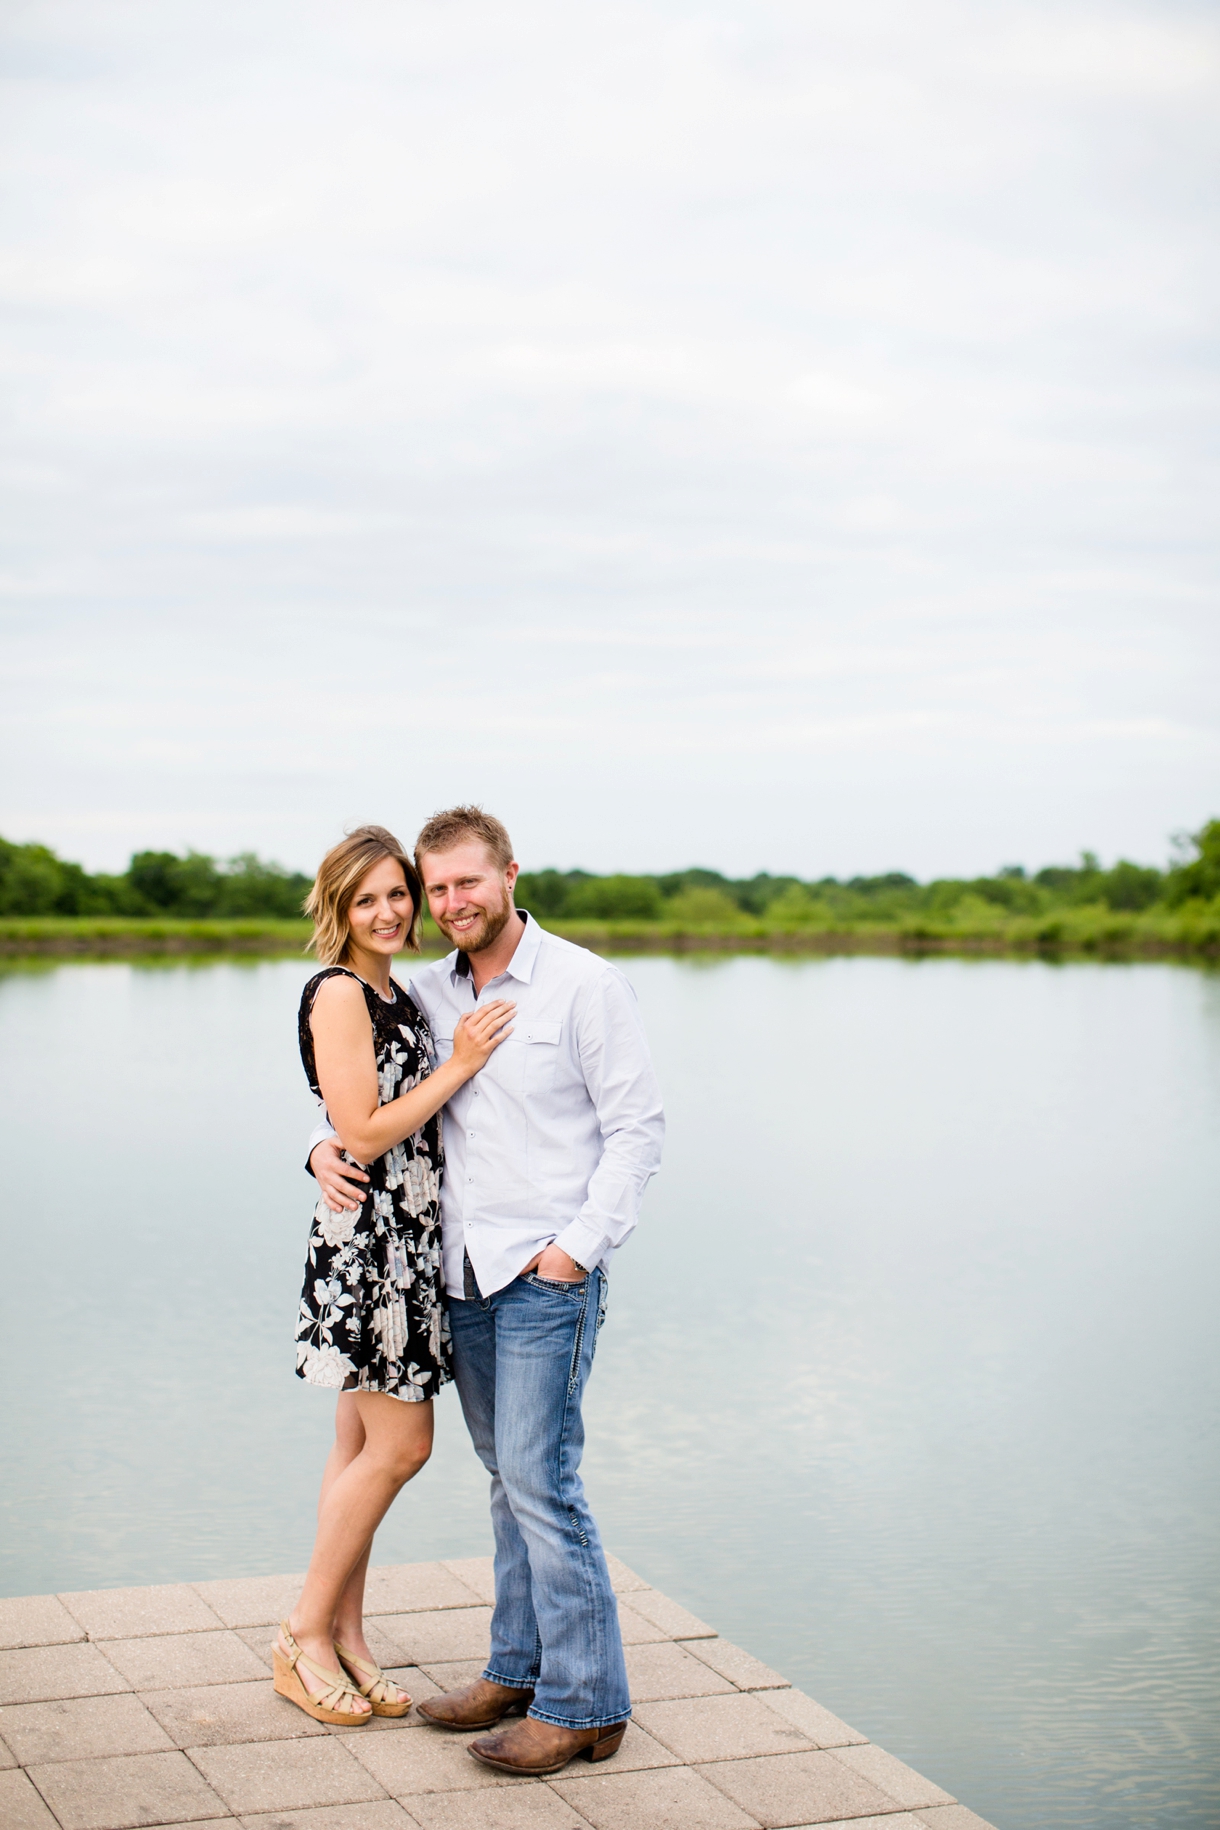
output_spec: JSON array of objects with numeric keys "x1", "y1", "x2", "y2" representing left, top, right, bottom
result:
[{"x1": 301, "y1": 967, "x2": 370, "y2": 1018}]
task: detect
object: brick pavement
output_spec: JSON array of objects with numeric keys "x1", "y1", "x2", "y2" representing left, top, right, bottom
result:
[{"x1": 0, "y1": 1557, "x2": 999, "y2": 1830}]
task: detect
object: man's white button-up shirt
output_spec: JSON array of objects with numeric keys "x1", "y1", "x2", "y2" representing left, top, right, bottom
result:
[{"x1": 310, "y1": 913, "x2": 665, "y2": 1299}]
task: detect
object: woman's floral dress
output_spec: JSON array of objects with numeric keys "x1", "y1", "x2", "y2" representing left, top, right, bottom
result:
[{"x1": 294, "y1": 968, "x2": 452, "y2": 1402}]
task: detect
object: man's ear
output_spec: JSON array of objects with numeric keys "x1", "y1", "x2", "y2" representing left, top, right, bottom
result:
[{"x1": 505, "y1": 861, "x2": 520, "y2": 893}]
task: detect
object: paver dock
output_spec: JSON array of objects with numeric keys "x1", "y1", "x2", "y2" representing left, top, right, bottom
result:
[{"x1": 0, "y1": 1556, "x2": 998, "y2": 1830}]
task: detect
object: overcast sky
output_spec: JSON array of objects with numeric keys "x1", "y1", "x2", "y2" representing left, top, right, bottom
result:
[{"x1": 2, "y1": 0, "x2": 1217, "y2": 879}]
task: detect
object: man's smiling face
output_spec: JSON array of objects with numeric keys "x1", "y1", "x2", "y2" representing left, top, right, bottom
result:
[{"x1": 420, "y1": 840, "x2": 520, "y2": 954}]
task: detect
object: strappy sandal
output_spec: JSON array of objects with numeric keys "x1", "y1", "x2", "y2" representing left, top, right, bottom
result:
[
  {"x1": 335, "y1": 1640, "x2": 413, "y2": 1717},
  {"x1": 273, "y1": 1620, "x2": 372, "y2": 1726}
]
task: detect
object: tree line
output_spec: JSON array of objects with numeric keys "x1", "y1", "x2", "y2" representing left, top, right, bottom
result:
[
  {"x1": 516, "y1": 820, "x2": 1219, "y2": 922},
  {"x1": 1, "y1": 821, "x2": 1217, "y2": 922},
  {"x1": 0, "y1": 843, "x2": 312, "y2": 919}
]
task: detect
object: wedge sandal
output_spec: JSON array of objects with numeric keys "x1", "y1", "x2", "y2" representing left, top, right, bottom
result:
[
  {"x1": 273, "y1": 1621, "x2": 371, "y2": 1725},
  {"x1": 335, "y1": 1641, "x2": 413, "y2": 1717}
]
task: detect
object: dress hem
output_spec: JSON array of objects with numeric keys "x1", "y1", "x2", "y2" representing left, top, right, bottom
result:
[{"x1": 295, "y1": 1367, "x2": 452, "y2": 1402}]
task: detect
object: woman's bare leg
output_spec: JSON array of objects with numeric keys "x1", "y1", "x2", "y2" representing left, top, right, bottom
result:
[
  {"x1": 309, "y1": 1397, "x2": 413, "y2": 1706},
  {"x1": 282, "y1": 1391, "x2": 433, "y2": 1713},
  {"x1": 314, "y1": 1400, "x2": 384, "y2": 1688}
]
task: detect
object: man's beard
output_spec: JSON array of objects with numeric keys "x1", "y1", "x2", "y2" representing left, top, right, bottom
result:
[{"x1": 436, "y1": 890, "x2": 514, "y2": 955}]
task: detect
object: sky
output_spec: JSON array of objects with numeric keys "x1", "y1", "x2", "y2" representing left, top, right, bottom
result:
[{"x1": 1, "y1": 0, "x2": 1217, "y2": 880}]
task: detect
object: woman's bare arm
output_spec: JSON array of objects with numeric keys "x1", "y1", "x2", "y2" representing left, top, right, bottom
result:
[{"x1": 310, "y1": 975, "x2": 513, "y2": 1165}]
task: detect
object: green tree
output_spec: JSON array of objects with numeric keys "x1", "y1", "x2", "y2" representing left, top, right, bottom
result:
[
  {"x1": 514, "y1": 869, "x2": 587, "y2": 918},
  {"x1": 0, "y1": 839, "x2": 125, "y2": 915},
  {"x1": 0, "y1": 839, "x2": 68, "y2": 915},
  {"x1": 763, "y1": 884, "x2": 824, "y2": 924},
  {"x1": 663, "y1": 886, "x2": 741, "y2": 922},
  {"x1": 127, "y1": 850, "x2": 223, "y2": 915},
  {"x1": 215, "y1": 853, "x2": 312, "y2": 917},
  {"x1": 734, "y1": 873, "x2": 800, "y2": 915},
  {"x1": 1097, "y1": 860, "x2": 1162, "y2": 911},
  {"x1": 564, "y1": 874, "x2": 663, "y2": 919},
  {"x1": 1164, "y1": 819, "x2": 1220, "y2": 905}
]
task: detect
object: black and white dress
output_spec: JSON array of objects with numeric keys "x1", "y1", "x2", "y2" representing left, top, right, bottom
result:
[{"x1": 294, "y1": 968, "x2": 452, "y2": 1402}]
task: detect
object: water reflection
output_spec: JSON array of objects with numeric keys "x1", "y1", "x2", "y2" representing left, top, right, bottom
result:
[{"x1": 1, "y1": 955, "x2": 1217, "y2": 1829}]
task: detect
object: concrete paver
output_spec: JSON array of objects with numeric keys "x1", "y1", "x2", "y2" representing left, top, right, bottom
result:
[
  {"x1": 0, "y1": 1692, "x2": 175, "y2": 1765},
  {"x1": 0, "y1": 1642, "x2": 130, "y2": 1706},
  {"x1": 799, "y1": 1817, "x2": 926, "y2": 1829},
  {"x1": 698, "y1": 1749, "x2": 901, "y2": 1826},
  {"x1": 0, "y1": 1766, "x2": 61, "y2": 1830},
  {"x1": 192, "y1": 1736, "x2": 389, "y2": 1814},
  {"x1": 104, "y1": 1631, "x2": 270, "y2": 1691},
  {"x1": 28, "y1": 1748, "x2": 228, "y2": 1830},
  {"x1": 137, "y1": 1823, "x2": 234, "y2": 1829},
  {"x1": 192, "y1": 1575, "x2": 306, "y2": 1631},
  {"x1": 141, "y1": 1678, "x2": 330, "y2": 1748},
  {"x1": 232, "y1": 1629, "x2": 277, "y2": 1670},
  {"x1": 364, "y1": 1565, "x2": 486, "y2": 1616},
  {"x1": 623, "y1": 1589, "x2": 716, "y2": 1640},
  {"x1": 759, "y1": 1689, "x2": 868, "y2": 1750},
  {"x1": 405, "y1": 1786, "x2": 593, "y2": 1827},
  {"x1": 833, "y1": 1743, "x2": 955, "y2": 1809},
  {"x1": 634, "y1": 1693, "x2": 816, "y2": 1764},
  {"x1": 390, "y1": 1665, "x2": 445, "y2": 1704},
  {"x1": 682, "y1": 1637, "x2": 791, "y2": 1690},
  {"x1": 612, "y1": 1601, "x2": 669, "y2": 1645},
  {"x1": 555, "y1": 1762, "x2": 761, "y2": 1828},
  {"x1": 341, "y1": 1724, "x2": 532, "y2": 1796},
  {"x1": 913, "y1": 1806, "x2": 1001, "y2": 1830},
  {"x1": 241, "y1": 1806, "x2": 416, "y2": 1830},
  {"x1": 600, "y1": 1557, "x2": 649, "y2": 1595},
  {"x1": 571, "y1": 1720, "x2": 680, "y2": 1774},
  {"x1": 391, "y1": 1609, "x2": 494, "y2": 1668},
  {"x1": 412, "y1": 1658, "x2": 489, "y2": 1693},
  {"x1": 439, "y1": 1560, "x2": 496, "y2": 1606},
  {"x1": 0, "y1": 1595, "x2": 87, "y2": 1651},
  {"x1": 60, "y1": 1585, "x2": 225, "y2": 1641},
  {"x1": 0, "y1": 1561, "x2": 991, "y2": 1830},
  {"x1": 622, "y1": 1639, "x2": 736, "y2": 1702},
  {"x1": 357, "y1": 1617, "x2": 422, "y2": 1670}
]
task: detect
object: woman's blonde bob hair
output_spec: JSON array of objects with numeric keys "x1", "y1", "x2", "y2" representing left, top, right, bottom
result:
[{"x1": 305, "y1": 826, "x2": 423, "y2": 966}]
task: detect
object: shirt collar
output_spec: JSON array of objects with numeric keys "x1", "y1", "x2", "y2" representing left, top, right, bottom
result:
[{"x1": 451, "y1": 909, "x2": 540, "y2": 988}]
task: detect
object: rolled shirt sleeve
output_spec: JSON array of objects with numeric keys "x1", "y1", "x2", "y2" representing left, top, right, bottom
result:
[{"x1": 305, "y1": 1105, "x2": 336, "y2": 1177}]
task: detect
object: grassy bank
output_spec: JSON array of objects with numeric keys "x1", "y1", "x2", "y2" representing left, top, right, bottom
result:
[{"x1": 3, "y1": 905, "x2": 1218, "y2": 961}]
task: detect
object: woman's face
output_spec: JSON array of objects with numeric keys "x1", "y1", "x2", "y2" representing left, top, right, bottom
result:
[{"x1": 346, "y1": 855, "x2": 413, "y2": 958}]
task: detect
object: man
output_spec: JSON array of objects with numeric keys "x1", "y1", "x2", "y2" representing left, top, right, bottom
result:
[{"x1": 309, "y1": 805, "x2": 664, "y2": 1775}]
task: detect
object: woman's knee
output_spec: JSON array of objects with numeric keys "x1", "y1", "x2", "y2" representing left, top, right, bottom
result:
[
  {"x1": 334, "y1": 1393, "x2": 366, "y2": 1456},
  {"x1": 380, "y1": 1437, "x2": 431, "y2": 1485}
]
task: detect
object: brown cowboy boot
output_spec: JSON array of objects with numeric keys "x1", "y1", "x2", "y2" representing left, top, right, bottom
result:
[
  {"x1": 415, "y1": 1677, "x2": 534, "y2": 1731},
  {"x1": 468, "y1": 1713, "x2": 628, "y2": 1776}
]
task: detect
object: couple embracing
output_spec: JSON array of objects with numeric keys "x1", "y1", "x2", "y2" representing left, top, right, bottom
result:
[{"x1": 273, "y1": 805, "x2": 665, "y2": 1778}]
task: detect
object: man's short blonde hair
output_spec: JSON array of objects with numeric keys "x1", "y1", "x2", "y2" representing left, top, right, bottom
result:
[
  {"x1": 305, "y1": 825, "x2": 423, "y2": 965},
  {"x1": 415, "y1": 805, "x2": 514, "y2": 872}
]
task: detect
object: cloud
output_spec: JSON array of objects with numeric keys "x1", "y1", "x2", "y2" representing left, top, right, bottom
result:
[{"x1": 0, "y1": 0, "x2": 1216, "y2": 876}]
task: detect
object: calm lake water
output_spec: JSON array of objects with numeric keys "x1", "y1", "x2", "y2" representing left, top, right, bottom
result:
[{"x1": 1, "y1": 954, "x2": 1217, "y2": 1828}]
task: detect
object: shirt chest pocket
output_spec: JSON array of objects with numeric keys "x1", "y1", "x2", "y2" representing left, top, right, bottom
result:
[
  {"x1": 520, "y1": 1019, "x2": 562, "y2": 1093},
  {"x1": 429, "y1": 1021, "x2": 561, "y2": 1087}
]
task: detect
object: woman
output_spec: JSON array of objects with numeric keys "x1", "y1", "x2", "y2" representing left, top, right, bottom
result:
[{"x1": 274, "y1": 825, "x2": 514, "y2": 1726}]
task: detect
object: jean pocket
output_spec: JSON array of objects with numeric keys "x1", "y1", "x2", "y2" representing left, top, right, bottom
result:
[{"x1": 522, "y1": 1272, "x2": 585, "y2": 1295}]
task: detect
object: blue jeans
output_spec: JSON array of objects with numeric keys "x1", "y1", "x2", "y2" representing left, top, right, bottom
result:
[{"x1": 447, "y1": 1261, "x2": 630, "y2": 1730}]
